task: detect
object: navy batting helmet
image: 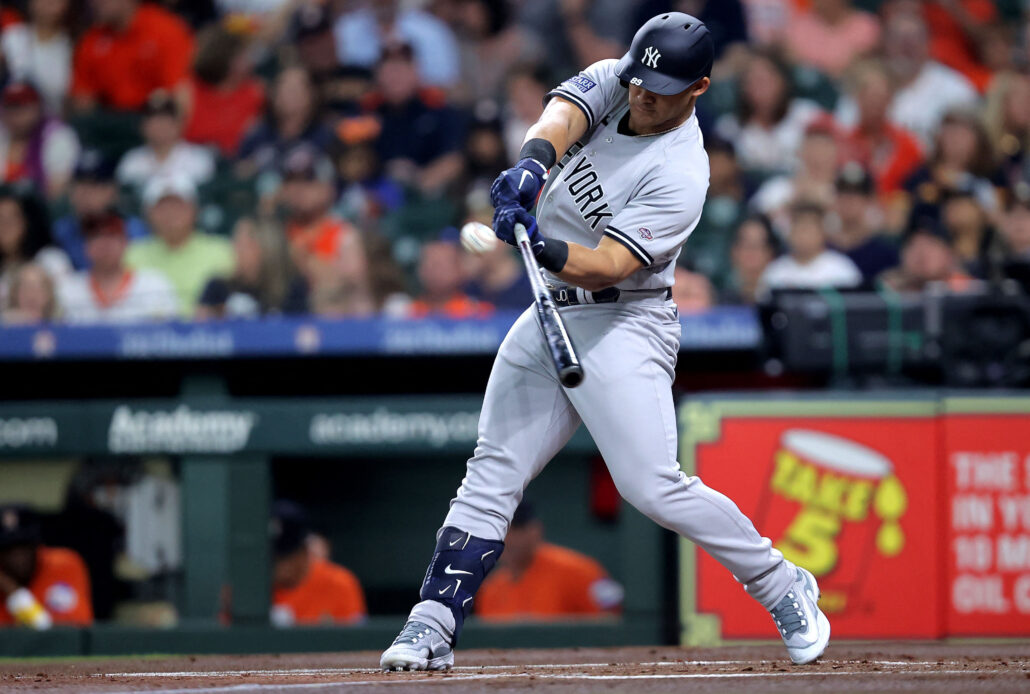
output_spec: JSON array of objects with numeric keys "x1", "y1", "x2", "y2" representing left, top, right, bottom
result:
[{"x1": 615, "y1": 13, "x2": 714, "y2": 96}]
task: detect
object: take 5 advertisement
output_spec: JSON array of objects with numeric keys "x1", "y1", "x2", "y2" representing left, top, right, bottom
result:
[
  {"x1": 944, "y1": 409, "x2": 1030, "y2": 636},
  {"x1": 679, "y1": 396, "x2": 1030, "y2": 641}
]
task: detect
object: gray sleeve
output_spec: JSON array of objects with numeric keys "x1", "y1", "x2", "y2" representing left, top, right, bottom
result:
[
  {"x1": 603, "y1": 174, "x2": 707, "y2": 268},
  {"x1": 544, "y1": 59, "x2": 624, "y2": 132}
]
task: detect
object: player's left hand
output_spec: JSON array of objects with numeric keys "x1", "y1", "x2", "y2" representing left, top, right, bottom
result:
[
  {"x1": 489, "y1": 158, "x2": 548, "y2": 210},
  {"x1": 492, "y1": 204, "x2": 541, "y2": 249}
]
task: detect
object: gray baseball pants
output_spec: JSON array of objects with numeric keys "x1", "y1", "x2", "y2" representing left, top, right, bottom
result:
[{"x1": 409, "y1": 300, "x2": 795, "y2": 639}]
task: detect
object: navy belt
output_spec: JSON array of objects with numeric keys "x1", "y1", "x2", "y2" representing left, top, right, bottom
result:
[{"x1": 549, "y1": 286, "x2": 672, "y2": 307}]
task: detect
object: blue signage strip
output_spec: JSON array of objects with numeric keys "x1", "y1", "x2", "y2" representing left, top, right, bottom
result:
[{"x1": 0, "y1": 308, "x2": 759, "y2": 361}]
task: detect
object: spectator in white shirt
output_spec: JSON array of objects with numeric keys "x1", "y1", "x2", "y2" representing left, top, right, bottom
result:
[
  {"x1": 116, "y1": 90, "x2": 215, "y2": 191},
  {"x1": 749, "y1": 119, "x2": 840, "y2": 231},
  {"x1": 758, "y1": 200, "x2": 863, "y2": 296},
  {"x1": 333, "y1": 3, "x2": 460, "y2": 88},
  {"x1": 58, "y1": 209, "x2": 178, "y2": 324},
  {"x1": 0, "y1": 0, "x2": 76, "y2": 115},
  {"x1": 715, "y1": 48, "x2": 824, "y2": 175},
  {"x1": 835, "y1": 10, "x2": 977, "y2": 147}
]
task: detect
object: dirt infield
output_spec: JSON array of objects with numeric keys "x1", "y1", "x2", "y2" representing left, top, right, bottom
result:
[{"x1": 1, "y1": 642, "x2": 1028, "y2": 693}]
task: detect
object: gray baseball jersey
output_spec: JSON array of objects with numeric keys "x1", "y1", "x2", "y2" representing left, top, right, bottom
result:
[
  {"x1": 404, "y1": 60, "x2": 796, "y2": 645},
  {"x1": 536, "y1": 58, "x2": 709, "y2": 291}
]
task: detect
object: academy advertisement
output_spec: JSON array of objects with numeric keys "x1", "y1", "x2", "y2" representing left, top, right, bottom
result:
[
  {"x1": 683, "y1": 404, "x2": 943, "y2": 639},
  {"x1": 944, "y1": 411, "x2": 1030, "y2": 635}
]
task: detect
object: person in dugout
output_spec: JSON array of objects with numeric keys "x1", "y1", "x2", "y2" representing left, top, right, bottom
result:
[
  {"x1": 475, "y1": 501, "x2": 624, "y2": 620},
  {"x1": 0, "y1": 504, "x2": 93, "y2": 628},
  {"x1": 270, "y1": 500, "x2": 367, "y2": 626}
]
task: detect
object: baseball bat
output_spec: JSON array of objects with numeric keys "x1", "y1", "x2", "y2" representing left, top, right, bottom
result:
[{"x1": 513, "y1": 223, "x2": 585, "y2": 388}]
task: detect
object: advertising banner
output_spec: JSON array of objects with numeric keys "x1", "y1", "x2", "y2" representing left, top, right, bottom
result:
[
  {"x1": 0, "y1": 397, "x2": 598, "y2": 458},
  {"x1": 0, "y1": 308, "x2": 759, "y2": 361},
  {"x1": 944, "y1": 400, "x2": 1030, "y2": 635},
  {"x1": 679, "y1": 398, "x2": 942, "y2": 640}
]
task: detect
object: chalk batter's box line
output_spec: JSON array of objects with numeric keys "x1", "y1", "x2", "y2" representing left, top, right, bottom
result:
[
  {"x1": 108, "y1": 669, "x2": 1024, "y2": 694},
  {"x1": 90, "y1": 659, "x2": 962, "y2": 679}
]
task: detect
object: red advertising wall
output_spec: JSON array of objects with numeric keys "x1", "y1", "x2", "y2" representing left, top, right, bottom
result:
[
  {"x1": 693, "y1": 416, "x2": 943, "y2": 638},
  {"x1": 944, "y1": 414, "x2": 1030, "y2": 635}
]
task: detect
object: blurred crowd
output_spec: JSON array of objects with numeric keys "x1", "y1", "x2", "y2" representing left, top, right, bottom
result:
[
  {"x1": 0, "y1": 0, "x2": 1029, "y2": 326},
  {"x1": 1, "y1": 496, "x2": 621, "y2": 628}
]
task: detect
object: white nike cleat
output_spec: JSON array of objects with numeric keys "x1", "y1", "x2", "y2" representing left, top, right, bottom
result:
[
  {"x1": 380, "y1": 620, "x2": 454, "y2": 672},
  {"x1": 770, "y1": 566, "x2": 831, "y2": 665}
]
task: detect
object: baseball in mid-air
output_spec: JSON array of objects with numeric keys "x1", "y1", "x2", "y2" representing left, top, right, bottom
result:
[{"x1": 460, "y1": 221, "x2": 498, "y2": 254}]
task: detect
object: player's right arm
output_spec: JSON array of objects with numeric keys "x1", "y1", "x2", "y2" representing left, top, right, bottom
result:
[
  {"x1": 522, "y1": 97, "x2": 589, "y2": 164},
  {"x1": 488, "y1": 98, "x2": 587, "y2": 218},
  {"x1": 490, "y1": 59, "x2": 622, "y2": 214}
]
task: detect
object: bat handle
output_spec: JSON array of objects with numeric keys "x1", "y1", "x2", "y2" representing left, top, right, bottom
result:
[{"x1": 514, "y1": 223, "x2": 530, "y2": 247}]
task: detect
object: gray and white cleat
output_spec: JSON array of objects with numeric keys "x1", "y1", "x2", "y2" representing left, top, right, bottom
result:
[
  {"x1": 380, "y1": 620, "x2": 454, "y2": 672},
  {"x1": 770, "y1": 566, "x2": 831, "y2": 665}
]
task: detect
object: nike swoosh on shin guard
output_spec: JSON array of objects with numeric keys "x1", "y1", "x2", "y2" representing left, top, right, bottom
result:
[{"x1": 421, "y1": 528, "x2": 504, "y2": 644}]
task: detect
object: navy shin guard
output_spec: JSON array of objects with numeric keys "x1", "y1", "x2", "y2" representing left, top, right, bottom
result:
[{"x1": 420, "y1": 526, "x2": 503, "y2": 643}]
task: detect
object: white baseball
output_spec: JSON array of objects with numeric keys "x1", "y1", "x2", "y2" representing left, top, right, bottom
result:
[{"x1": 460, "y1": 221, "x2": 498, "y2": 254}]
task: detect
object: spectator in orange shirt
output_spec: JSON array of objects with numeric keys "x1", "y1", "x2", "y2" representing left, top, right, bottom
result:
[
  {"x1": 922, "y1": 0, "x2": 998, "y2": 93},
  {"x1": 277, "y1": 144, "x2": 357, "y2": 282},
  {"x1": 71, "y1": 0, "x2": 194, "y2": 112},
  {"x1": 838, "y1": 59, "x2": 924, "y2": 198},
  {"x1": 184, "y1": 24, "x2": 264, "y2": 158},
  {"x1": 476, "y1": 501, "x2": 623, "y2": 621},
  {"x1": 408, "y1": 229, "x2": 493, "y2": 319},
  {"x1": 270, "y1": 501, "x2": 366, "y2": 627},
  {"x1": 0, "y1": 505, "x2": 93, "y2": 628}
]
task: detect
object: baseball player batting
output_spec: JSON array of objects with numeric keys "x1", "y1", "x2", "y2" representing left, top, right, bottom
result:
[{"x1": 381, "y1": 13, "x2": 830, "y2": 670}]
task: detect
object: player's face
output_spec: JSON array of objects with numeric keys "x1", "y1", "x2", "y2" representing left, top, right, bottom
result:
[
  {"x1": 502, "y1": 521, "x2": 543, "y2": 569},
  {"x1": 273, "y1": 547, "x2": 311, "y2": 589},
  {"x1": 0, "y1": 544, "x2": 37, "y2": 586},
  {"x1": 627, "y1": 79, "x2": 708, "y2": 135}
]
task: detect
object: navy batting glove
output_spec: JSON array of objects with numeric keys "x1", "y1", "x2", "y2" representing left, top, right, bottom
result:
[
  {"x1": 492, "y1": 205, "x2": 540, "y2": 248},
  {"x1": 489, "y1": 158, "x2": 548, "y2": 210}
]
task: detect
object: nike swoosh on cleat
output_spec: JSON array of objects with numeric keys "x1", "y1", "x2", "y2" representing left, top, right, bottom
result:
[{"x1": 444, "y1": 564, "x2": 473, "y2": 576}]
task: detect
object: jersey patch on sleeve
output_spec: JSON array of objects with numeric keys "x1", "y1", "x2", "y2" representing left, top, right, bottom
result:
[
  {"x1": 564, "y1": 75, "x2": 597, "y2": 93},
  {"x1": 605, "y1": 226, "x2": 654, "y2": 267}
]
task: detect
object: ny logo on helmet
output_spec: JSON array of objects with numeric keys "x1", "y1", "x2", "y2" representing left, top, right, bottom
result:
[{"x1": 643, "y1": 46, "x2": 661, "y2": 68}]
